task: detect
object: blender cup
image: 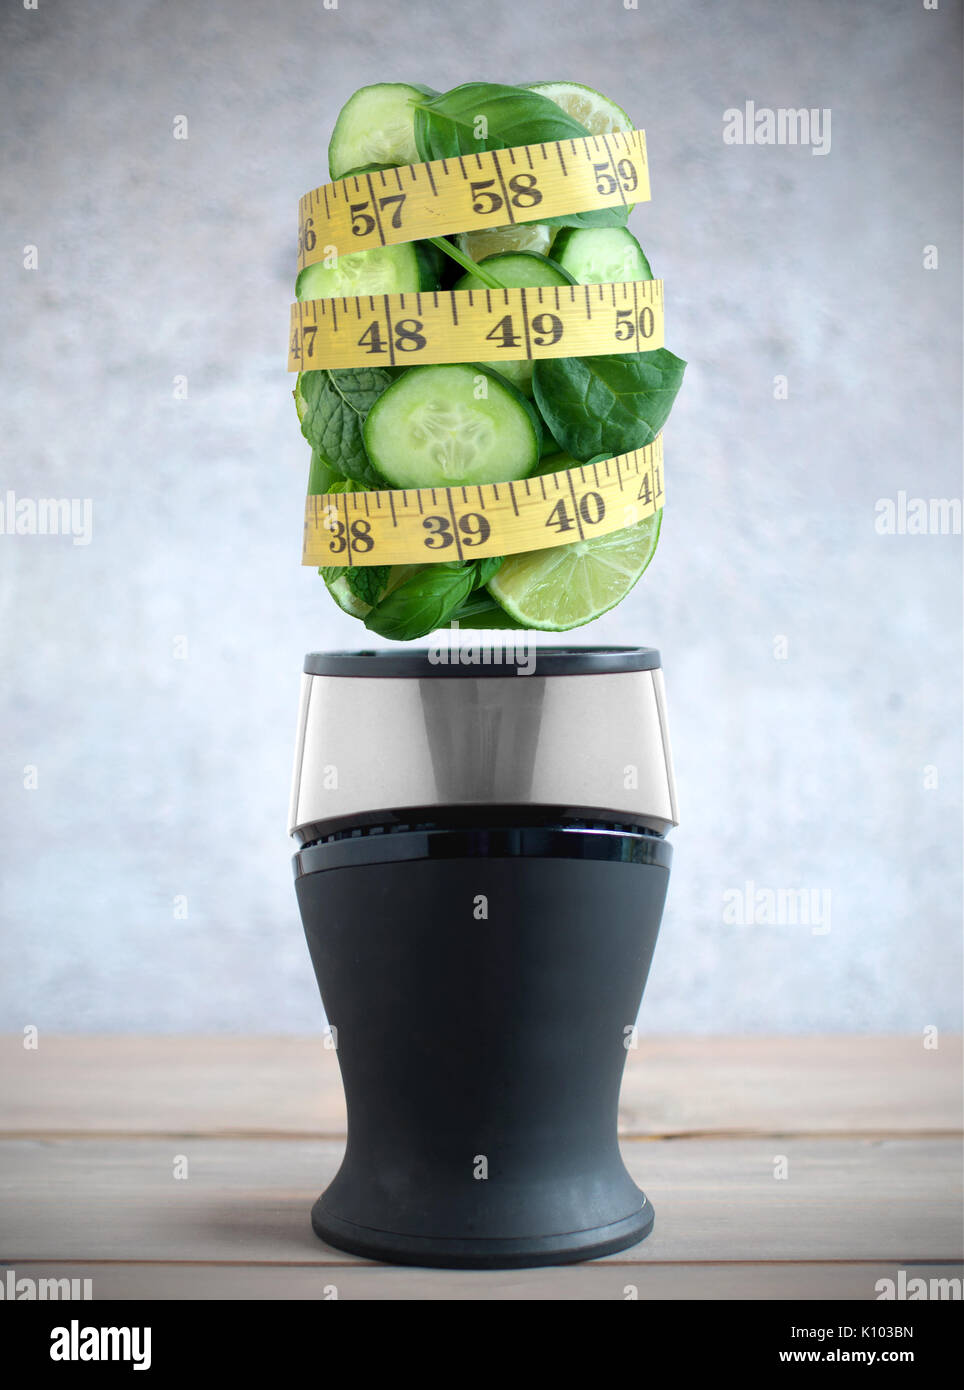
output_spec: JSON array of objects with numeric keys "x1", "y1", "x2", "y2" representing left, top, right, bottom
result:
[{"x1": 289, "y1": 646, "x2": 678, "y2": 1268}]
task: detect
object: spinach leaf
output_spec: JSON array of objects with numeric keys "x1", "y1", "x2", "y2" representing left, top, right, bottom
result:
[
  {"x1": 451, "y1": 599, "x2": 526, "y2": 630},
  {"x1": 298, "y1": 367, "x2": 396, "y2": 486},
  {"x1": 346, "y1": 565, "x2": 390, "y2": 606},
  {"x1": 364, "y1": 561, "x2": 480, "y2": 641},
  {"x1": 413, "y1": 83, "x2": 590, "y2": 161},
  {"x1": 532, "y1": 349, "x2": 687, "y2": 460}
]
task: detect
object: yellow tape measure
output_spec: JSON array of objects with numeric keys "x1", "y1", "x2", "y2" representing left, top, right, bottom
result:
[
  {"x1": 297, "y1": 130, "x2": 650, "y2": 266},
  {"x1": 288, "y1": 278, "x2": 663, "y2": 371},
  {"x1": 304, "y1": 435, "x2": 664, "y2": 568}
]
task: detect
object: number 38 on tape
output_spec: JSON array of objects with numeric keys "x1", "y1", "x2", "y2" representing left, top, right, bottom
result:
[{"x1": 304, "y1": 435, "x2": 664, "y2": 568}]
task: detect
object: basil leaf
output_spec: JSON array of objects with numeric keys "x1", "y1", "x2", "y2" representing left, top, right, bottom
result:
[
  {"x1": 413, "y1": 82, "x2": 590, "y2": 161},
  {"x1": 346, "y1": 565, "x2": 390, "y2": 606},
  {"x1": 475, "y1": 556, "x2": 504, "y2": 586},
  {"x1": 532, "y1": 349, "x2": 687, "y2": 460},
  {"x1": 298, "y1": 367, "x2": 395, "y2": 486},
  {"x1": 364, "y1": 562, "x2": 478, "y2": 641}
]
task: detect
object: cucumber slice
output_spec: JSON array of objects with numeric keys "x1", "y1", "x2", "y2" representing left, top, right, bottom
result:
[
  {"x1": 323, "y1": 570, "x2": 371, "y2": 619},
  {"x1": 324, "y1": 563, "x2": 420, "y2": 618},
  {"x1": 295, "y1": 240, "x2": 430, "y2": 301},
  {"x1": 454, "y1": 251, "x2": 573, "y2": 291},
  {"x1": 363, "y1": 363, "x2": 542, "y2": 490},
  {"x1": 328, "y1": 83, "x2": 437, "y2": 180},
  {"x1": 453, "y1": 252, "x2": 576, "y2": 395},
  {"x1": 551, "y1": 227, "x2": 652, "y2": 284}
]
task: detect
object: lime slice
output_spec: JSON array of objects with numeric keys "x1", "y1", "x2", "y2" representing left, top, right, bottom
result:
[
  {"x1": 488, "y1": 512, "x2": 661, "y2": 631},
  {"x1": 457, "y1": 223, "x2": 554, "y2": 263},
  {"x1": 525, "y1": 81, "x2": 633, "y2": 135}
]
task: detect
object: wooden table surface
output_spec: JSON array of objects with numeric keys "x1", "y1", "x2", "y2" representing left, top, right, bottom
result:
[{"x1": 1, "y1": 1036, "x2": 960, "y2": 1300}]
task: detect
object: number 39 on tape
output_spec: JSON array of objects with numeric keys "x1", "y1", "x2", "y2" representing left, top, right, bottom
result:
[{"x1": 304, "y1": 435, "x2": 664, "y2": 568}]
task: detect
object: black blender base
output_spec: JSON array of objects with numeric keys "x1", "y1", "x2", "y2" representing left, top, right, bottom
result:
[{"x1": 311, "y1": 1197, "x2": 655, "y2": 1270}]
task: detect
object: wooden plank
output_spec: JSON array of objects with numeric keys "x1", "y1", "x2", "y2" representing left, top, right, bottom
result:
[
  {"x1": 619, "y1": 1036, "x2": 964, "y2": 1137},
  {"x1": 0, "y1": 1138, "x2": 959, "y2": 1265},
  {"x1": 1, "y1": 1036, "x2": 959, "y2": 1138},
  {"x1": 5, "y1": 1261, "x2": 961, "y2": 1301}
]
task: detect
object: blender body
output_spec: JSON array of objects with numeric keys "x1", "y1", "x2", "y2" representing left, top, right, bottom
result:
[{"x1": 290, "y1": 647, "x2": 678, "y2": 1268}]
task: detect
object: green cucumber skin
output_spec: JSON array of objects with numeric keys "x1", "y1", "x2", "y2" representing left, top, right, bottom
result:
[
  {"x1": 551, "y1": 227, "x2": 653, "y2": 284},
  {"x1": 363, "y1": 362, "x2": 543, "y2": 491},
  {"x1": 453, "y1": 250, "x2": 576, "y2": 291},
  {"x1": 295, "y1": 241, "x2": 425, "y2": 303},
  {"x1": 328, "y1": 83, "x2": 439, "y2": 180},
  {"x1": 453, "y1": 253, "x2": 576, "y2": 397}
]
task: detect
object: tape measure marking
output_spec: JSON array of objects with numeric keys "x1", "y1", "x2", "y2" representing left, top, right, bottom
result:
[
  {"x1": 304, "y1": 435, "x2": 664, "y2": 568},
  {"x1": 297, "y1": 131, "x2": 650, "y2": 267},
  {"x1": 288, "y1": 278, "x2": 664, "y2": 371}
]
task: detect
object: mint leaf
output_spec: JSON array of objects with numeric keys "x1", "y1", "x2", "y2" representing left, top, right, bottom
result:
[
  {"x1": 532, "y1": 349, "x2": 687, "y2": 460},
  {"x1": 327, "y1": 366, "x2": 400, "y2": 417},
  {"x1": 346, "y1": 565, "x2": 390, "y2": 606},
  {"x1": 298, "y1": 367, "x2": 395, "y2": 486}
]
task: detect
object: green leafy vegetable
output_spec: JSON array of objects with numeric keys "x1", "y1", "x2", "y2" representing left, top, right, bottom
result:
[
  {"x1": 307, "y1": 447, "x2": 341, "y2": 496},
  {"x1": 364, "y1": 561, "x2": 480, "y2": 641},
  {"x1": 413, "y1": 84, "x2": 628, "y2": 230},
  {"x1": 451, "y1": 599, "x2": 526, "y2": 630},
  {"x1": 346, "y1": 565, "x2": 390, "y2": 606},
  {"x1": 475, "y1": 556, "x2": 504, "y2": 586},
  {"x1": 298, "y1": 367, "x2": 397, "y2": 486},
  {"x1": 363, "y1": 554, "x2": 504, "y2": 640},
  {"x1": 413, "y1": 82, "x2": 589, "y2": 160},
  {"x1": 532, "y1": 349, "x2": 687, "y2": 460}
]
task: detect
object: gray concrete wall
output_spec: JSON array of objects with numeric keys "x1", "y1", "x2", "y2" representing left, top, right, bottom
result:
[{"x1": 0, "y1": 0, "x2": 960, "y2": 1032}]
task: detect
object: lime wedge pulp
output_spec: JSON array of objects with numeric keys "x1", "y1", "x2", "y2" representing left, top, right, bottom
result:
[
  {"x1": 487, "y1": 511, "x2": 661, "y2": 631},
  {"x1": 524, "y1": 81, "x2": 633, "y2": 135},
  {"x1": 457, "y1": 223, "x2": 554, "y2": 264}
]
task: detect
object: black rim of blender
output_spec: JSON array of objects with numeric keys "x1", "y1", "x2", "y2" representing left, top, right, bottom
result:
[{"x1": 303, "y1": 647, "x2": 662, "y2": 677}]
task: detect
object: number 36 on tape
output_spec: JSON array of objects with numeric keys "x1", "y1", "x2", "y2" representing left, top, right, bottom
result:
[{"x1": 288, "y1": 279, "x2": 664, "y2": 371}]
